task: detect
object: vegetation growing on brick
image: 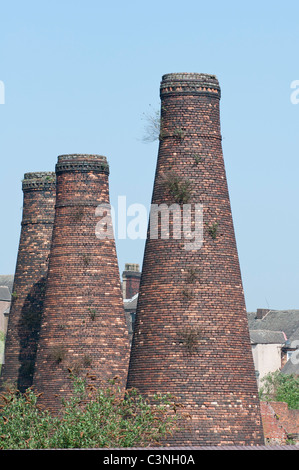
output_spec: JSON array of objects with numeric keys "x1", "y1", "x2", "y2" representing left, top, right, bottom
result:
[
  {"x1": 186, "y1": 267, "x2": 198, "y2": 284},
  {"x1": 161, "y1": 171, "x2": 192, "y2": 204},
  {"x1": 178, "y1": 327, "x2": 202, "y2": 353},
  {"x1": 49, "y1": 345, "x2": 67, "y2": 364},
  {"x1": 82, "y1": 354, "x2": 92, "y2": 367},
  {"x1": 88, "y1": 308, "x2": 97, "y2": 321},
  {"x1": 142, "y1": 106, "x2": 162, "y2": 142},
  {"x1": 73, "y1": 206, "x2": 85, "y2": 221},
  {"x1": 81, "y1": 253, "x2": 91, "y2": 267},
  {"x1": 181, "y1": 288, "x2": 193, "y2": 300},
  {"x1": 206, "y1": 221, "x2": 218, "y2": 239},
  {"x1": 193, "y1": 154, "x2": 204, "y2": 165},
  {"x1": 172, "y1": 127, "x2": 185, "y2": 140}
]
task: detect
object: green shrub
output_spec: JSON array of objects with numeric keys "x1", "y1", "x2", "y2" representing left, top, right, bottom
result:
[
  {"x1": 259, "y1": 371, "x2": 299, "y2": 409},
  {"x1": 0, "y1": 386, "x2": 54, "y2": 449},
  {"x1": 0, "y1": 376, "x2": 181, "y2": 449}
]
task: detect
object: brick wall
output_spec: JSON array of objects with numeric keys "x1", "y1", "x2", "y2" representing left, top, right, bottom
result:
[
  {"x1": 260, "y1": 401, "x2": 299, "y2": 444},
  {"x1": 126, "y1": 73, "x2": 265, "y2": 446}
]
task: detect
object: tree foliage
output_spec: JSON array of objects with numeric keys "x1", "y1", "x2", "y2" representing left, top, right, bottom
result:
[
  {"x1": 0, "y1": 376, "x2": 181, "y2": 449},
  {"x1": 259, "y1": 371, "x2": 299, "y2": 409}
]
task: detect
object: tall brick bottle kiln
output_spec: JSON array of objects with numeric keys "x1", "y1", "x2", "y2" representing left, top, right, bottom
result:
[
  {"x1": 0, "y1": 172, "x2": 56, "y2": 392},
  {"x1": 33, "y1": 154, "x2": 130, "y2": 410},
  {"x1": 127, "y1": 73, "x2": 264, "y2": 445}
]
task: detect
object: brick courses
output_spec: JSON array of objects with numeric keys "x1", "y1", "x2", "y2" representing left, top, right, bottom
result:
[
  {"x1": 260, "y1": 401, "x2": 299, "y2": 444},
  {"x1": 126, "y1": 73, "x2": 265, "y2": 445},
  {"x1": 33, "y1": 155, "x2": 130, "y2": 411},
  {"x1": 0, "y1": 172, "x2": 56, "y2": 392}
]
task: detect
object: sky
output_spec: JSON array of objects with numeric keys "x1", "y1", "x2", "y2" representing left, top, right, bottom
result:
[{"x1": 0, "y1": 0, "x2": 298, "y2": 312}]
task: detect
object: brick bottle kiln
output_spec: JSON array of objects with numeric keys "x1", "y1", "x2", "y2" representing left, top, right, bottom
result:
[
  {"x1": 126, "y1": 73, "x2": 265, "y2": 445},
  {"x1": 0, "y1": 172, "x2": 56, "y2": 392},
  {"x1": 33, "y1": 154, "x2": 130, "y2": 410}
]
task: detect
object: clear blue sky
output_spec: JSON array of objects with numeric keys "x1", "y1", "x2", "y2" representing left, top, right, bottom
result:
[{"x1": 0, "y1": 0, "x2": 298, "y2": 312}]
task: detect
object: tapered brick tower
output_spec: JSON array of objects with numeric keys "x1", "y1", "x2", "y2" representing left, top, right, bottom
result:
[
  {"x1": 127, "y1": 73, "x2": 264, "y2": 445},
  {"x1": 0, "y1": 172, "x2": 56, "y2": 392},
  {"x1": 33, "y1": 154, "x2": 130, "y2": 411}
]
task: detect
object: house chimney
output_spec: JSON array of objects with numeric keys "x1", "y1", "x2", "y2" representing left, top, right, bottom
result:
[
  {"x1": 33, "y1": 155, "x2": 130, "y2": 411},
  {"x1": 0, "y1": 172, "x2": 56, "y2": 391},
  {"x1": 122, "y1": 263, "x2": 141, "y2": 300},
  {"x1": 126, "y1": 73, "x2": 264, "y2": 445},
  {"x1": 256, "y1": 308, "x2": 270, "y2": 320}
]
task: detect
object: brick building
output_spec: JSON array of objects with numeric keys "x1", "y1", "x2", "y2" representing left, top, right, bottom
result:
[
  {"x1": 122, "y1": 263, "x2": 141, "y2": 341},
  {"x1": 0, "y1": 285, "x2": 11, "y2": 370},
  {"x1": 248, "y1": 309, "x2": 299, "y2": 381},
  {"x1": 122, "y1": 263, "x2": 141, "y2": 300},
  {"x1": 0, "y1": 286, "x2": 11, "y2": 338}
]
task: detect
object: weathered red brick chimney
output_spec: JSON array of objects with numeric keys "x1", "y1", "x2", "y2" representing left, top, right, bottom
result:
[
  {"x1": 33, "y1": 154, "x2": 130, "y2": 410},
  {"x1": 122, "y1": 263, "x2": 141, "y2": 299},
  {"x1": 126, "y1": 73, "x2": 265, "y2": 445},
  {"x1": 0, "y1": 172, "x2": 56, "y2": 392}
]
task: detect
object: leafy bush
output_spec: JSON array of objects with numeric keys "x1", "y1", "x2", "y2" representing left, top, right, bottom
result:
[
  {"x1": 0, "y1": 377, "x2": 181, "y2": 449},
  {"x1": 259, "y1": 371, "x2": 299, "y2": 409},
  {"x1": 0, "y1": 385, "x2": 54, "y2": 449}
]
